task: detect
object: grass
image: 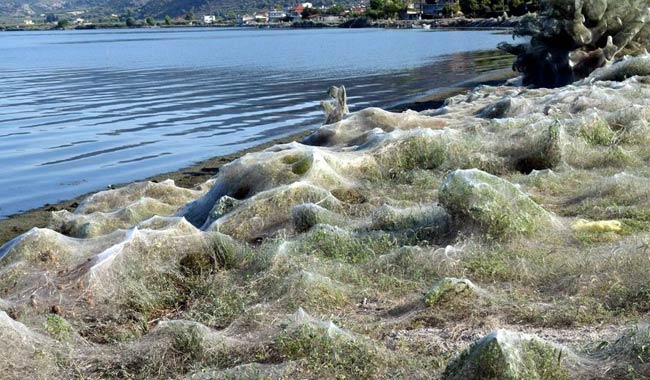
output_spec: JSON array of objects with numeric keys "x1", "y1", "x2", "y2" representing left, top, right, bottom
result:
[
  {"x1": 579, "y1": 117, "x2": 616, "y2": 146},
  {"x1": 425, "y1": 278, "x2": 476, "y2": 307},
  {"x1": 444, "y1": 332, "x2": 571, "y2": 380},
  {"x1": 6, "y1": 66, "x2": 650, "y2": 380},
  {"x1": 296, "y1": 227, "x2": 397, "y2": 264},
  {"x1": 271, "y1": 325, "x2": 387, "y2": 380},
  {"x1": 374, "y1": 132, "x2": 447, "y2": 178},
  {"x1": 44, "y1": 314, "x2": 72, "y2": 342}
]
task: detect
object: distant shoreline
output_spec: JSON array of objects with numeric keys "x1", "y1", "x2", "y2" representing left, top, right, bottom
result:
[
  {"x1": 0, "y1": 65, "x2": 517, "y2": 246},
  {"x1": 0, "y1": 17, "x2": 517, "y2": 32}
]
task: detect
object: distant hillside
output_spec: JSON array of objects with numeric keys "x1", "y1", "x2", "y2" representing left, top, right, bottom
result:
[{"x1": 0, "y1": 0, "x2": 356, "y2": 19}]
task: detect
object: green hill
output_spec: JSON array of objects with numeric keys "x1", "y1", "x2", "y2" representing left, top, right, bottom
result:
[{"x1": 0, "y1": 0, "x2": 354, "y2": 19}]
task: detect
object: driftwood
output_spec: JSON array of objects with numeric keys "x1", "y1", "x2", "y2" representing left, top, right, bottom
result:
[{"x1": 321, "y1": 85, "x2": 349, "y2": 125}]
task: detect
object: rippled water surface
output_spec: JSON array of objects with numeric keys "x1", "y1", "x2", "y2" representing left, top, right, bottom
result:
[{"x1": 0, "y1": 27, "x2": 515, "y2": 217}]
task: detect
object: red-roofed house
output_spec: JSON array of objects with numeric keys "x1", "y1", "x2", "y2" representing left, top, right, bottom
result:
[{"x1": 288, "y1": 4, "x2": 305, "y2": 19}]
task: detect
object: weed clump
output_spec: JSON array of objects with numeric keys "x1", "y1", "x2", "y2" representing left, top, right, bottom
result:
[
  {"x1": 425, "y1": 278, "x2": 477, "y2": 307},
  {"x1": 439, "y1": 169, "x2": 553, "y2": 238},
  {"x1": 514, "y1": 122, "x2": 562, "y2": 174},
  {"x1": 579, "y1": 118, "x2": 616, "y2": 146},
  {"x1": 376, "y1": 132, "x2": 447, "y2": 175},
  {"x1": 292, "y1": 203, "x2": 345, "y2": 232},
  {"x1": 444, "y1": 330, "x2": 571, "y2": 380},
  {"x1": 297, "y1": 226, "x2": 396, "y2": 263},
  {"x1": 272, "y1": 324, "x2": 385, "y2": 379},
  {"x1": 44, "y1": 314, "x2": 72, "y2": 341}
]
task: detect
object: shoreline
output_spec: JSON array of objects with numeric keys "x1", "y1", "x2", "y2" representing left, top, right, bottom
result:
[
  {"x1": 5, "y1": 6, "x2": 650, "y2": 375},
  {"x1": 0, "y1": 67, "x2": 518, "y2": 246},
  {"x1": 0, "y1": 129, "x2": 312, "y2": 246},
  {"x1": 389, "y1": 67, "x2": 516, "y2": 112},
  {"x1": 0, "y1": 17, "x2": 518, "y2": 32}
]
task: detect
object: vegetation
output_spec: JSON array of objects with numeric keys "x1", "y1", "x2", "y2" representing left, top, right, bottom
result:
[
  {"x1": 44, "y1": 314, "x2": 73, "y2": 341},
  {"x1": 459, "y1": 0, "x2": 539, "y2": 17},
  {"x1": 4, "y1": 19, "x2": 650, "y2": 380},
  {"x1": 0, "y1": 0, "x2": 364, "y2": 21},
  {"x1": 56, "y1": 19, "x2": 70, "y2": 29},
  {"x1": 365, "y1": 0, "x2": 408, "y2": 20}
]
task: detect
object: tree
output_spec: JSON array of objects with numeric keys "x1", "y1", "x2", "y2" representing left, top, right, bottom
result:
[
  {"x1": 382, "y1": 0, "x2": 407, "y2": 19},
  {"x1": 45, "y1": 13, "x2": 58, "y2": 23},
  {"x1": 126, "y1": 17, "x2": 137, "y2": 27},
  {"x1": 184, "y1": 11, "x2": 194, "y2": 21},
  {"x1": 164, "y1": 15, "x2": 172, "y2": 25},
  {"x1": 327, "y1": 4, "x2": 345, "y2": 15},
  {"x1": 145, "y1": 17, "x2": 156, "y2": 26},
  {"x1": 302, "y1": 7, "x2": 320, "y2": 19},
  {"x1": 492, "y1": 0, "x2": 507, "y2": 13},
  {"x1": 459, "y1": 0, "x2": 480, "y2": 17},
  {"x1": 367, "y1": 0, "x2": 406, "y2": 19},
  {"x1": 461, "y1": 0, "x2": 527, "y2": 17},
  {"x1": 443, "y1": 3, "x2": 462, "y2": 17},
  {"x1": 56, "y1": 19, "x2": 70, "y2": 29},
  {"x1": 508, "y1": 0, "x2": 535, "y2": 16},
  {"x1": 369, "y1": 0, "x2": 386, "y2": 13},
  {"x1": 480, "y1": 0, "x2": 492, "y2": 15},
  {"x1": 509, "y1": 0, "x2": 524, "y2": 8},
  {"x1": 366, "y1": 0, "x2": 386, "y2": 20}
]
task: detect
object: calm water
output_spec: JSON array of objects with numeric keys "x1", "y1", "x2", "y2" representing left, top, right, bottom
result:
[{"x1": 0, "y1": 27, "x2": 515, "y2": 218}]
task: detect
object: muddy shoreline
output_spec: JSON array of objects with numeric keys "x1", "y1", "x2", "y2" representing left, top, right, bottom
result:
[{"x1": 0, "y1": 67, "x2": 518, "y2": 246}]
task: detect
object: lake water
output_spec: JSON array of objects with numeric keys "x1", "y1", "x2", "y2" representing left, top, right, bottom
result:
[{"x1": 0, "y1": 27, "x2": 516, "y2": 218}]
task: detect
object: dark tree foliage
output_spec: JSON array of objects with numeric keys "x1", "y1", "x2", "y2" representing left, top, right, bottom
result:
[
  {"x1": 459, "y1": 0, "x2": 539, "y2": 17},
  {"x1": 365, "y1": 0, "x2": 408, "y2": 19}
]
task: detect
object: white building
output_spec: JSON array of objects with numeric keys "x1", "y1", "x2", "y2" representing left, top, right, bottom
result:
[
  {"x1": 23, "y1": 19, "x2": 34, "y2": 25},
  {"x1": 237, "y1": 15, "x2": 255, "y2": 24},
  {"x1": 313, "y1": 15, "x2": 342, "y2": 23},
  {"x1": 203, "y1": 15, "x2": 216, "y2": 24},
  {"x1": 268, "y1": 10, "x2": 287, "y2": 22}
]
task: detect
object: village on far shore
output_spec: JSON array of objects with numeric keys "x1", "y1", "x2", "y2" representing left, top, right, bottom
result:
[
  {"x1": 1, "y1": 0, "x2": 535, "y2": 31},
  {"x1": 231, "y1": 0, "x2": 460, "y2": 26}
]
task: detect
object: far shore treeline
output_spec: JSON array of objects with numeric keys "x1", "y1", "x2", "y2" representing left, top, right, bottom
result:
[{"x1": 0, "y1": 0, "x2": 539, "y2": 30}]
